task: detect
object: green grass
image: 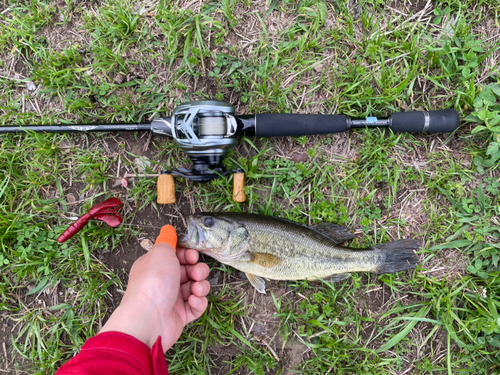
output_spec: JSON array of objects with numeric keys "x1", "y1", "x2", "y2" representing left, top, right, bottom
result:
[{"x1": 1, "y1": 0, "x2": 500, "y2": 374}]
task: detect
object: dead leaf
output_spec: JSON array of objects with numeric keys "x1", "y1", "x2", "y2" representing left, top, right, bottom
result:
[
  {"x1": 66, "y1": 193, "x2": 76, "y2": 204},
  {"x1": 291, "y1": 153, "x2": 309, "y2": 163},
  {"x1": 113, "y1": 73, "x2": 125, "y2": 84},
  {"x1": 140, "y1": 239, "x2": 154, "y2": 251},
  {"x1": 121, "y1": 177, "x2": 128, "y2": 188},
  {"x1": 313, "y1": 63, "x2": 324, "y2": 72},
  {"x1": 135, "y1": 157, "x2": 151, "y2": 172}
]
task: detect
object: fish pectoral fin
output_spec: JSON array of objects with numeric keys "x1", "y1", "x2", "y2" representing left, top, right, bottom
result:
[
  {"x1": 248, "y1": 252, "x2": 280, "y2": 268},
  {"x1": 309, "y1": 223, "x2": 355, "y2": 244},
  {"x1": 325, "y1": 273, "x2": 351, "y2": 283},
  {"x1": 246, "y1": 273, "x2": 266, "y2": 294}
]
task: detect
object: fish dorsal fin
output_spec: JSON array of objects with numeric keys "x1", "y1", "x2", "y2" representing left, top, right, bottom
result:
[
  {"x1": 249, "y1": 252, "x2": 280, "y2": 268},
  {"x1": 246, "y1": 273, "x2": 266, "y2": 294},
  {"x1": 270, "y1": 216, "x2": 355, "y2": 245},
  {"x1": 309, "y1": 223, "x2": 355, "y2": 244}
]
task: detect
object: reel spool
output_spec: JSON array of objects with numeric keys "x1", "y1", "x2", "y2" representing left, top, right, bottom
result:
[
  {"x1": 170, "y1": 100, "x2": 237, "y2": 168},
  {"x1": 157, "y1": 100, "x2": 245, "y2": 205}
]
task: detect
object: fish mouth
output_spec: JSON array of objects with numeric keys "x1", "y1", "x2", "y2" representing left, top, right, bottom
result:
[
  {"x1": 178, "y1": 217, "x2": 246, "y2": 263},
  {"x1": 179, "y1": 219, "x2": 205, "y2": 248}
]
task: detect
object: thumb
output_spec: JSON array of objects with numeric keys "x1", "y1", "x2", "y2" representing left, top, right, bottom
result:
[{"x1": 154, "y1": 225, "x2": 177, "y2": 252}]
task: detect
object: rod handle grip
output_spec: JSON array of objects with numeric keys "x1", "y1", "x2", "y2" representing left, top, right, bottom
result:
[
  {"x1": 390, "y1": 109, "x2": 458, "y2": 133},
  {"x1": 157, "y1": 174, "x2": 176, "y2": 204},
  {"x1": 255, "y1": 114, "x2": 348, "y2": 137},
  {"x1": 233, "y1": 173, "x2": 246, "y2": 203}
]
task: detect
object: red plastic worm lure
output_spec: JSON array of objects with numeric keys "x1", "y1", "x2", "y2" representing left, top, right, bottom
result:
[{"x1": 57, "y1": 198, "x2": 123, "y2": 243}]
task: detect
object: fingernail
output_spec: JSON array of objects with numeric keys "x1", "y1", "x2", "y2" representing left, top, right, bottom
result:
[
  {"x1": 193, "y1": 297, "x2": 201, "y2": 306},
  {"x1": 201, "y1": 267, "x2": 208, "y2": 279}
]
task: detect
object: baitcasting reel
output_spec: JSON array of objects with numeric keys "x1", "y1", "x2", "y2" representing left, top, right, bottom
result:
[
  {"x1": 162, "y1": 100, "x2": 240, "y2": 182},
  {"x1": 1, "y1": 99, "x2": 460, "y2": 204},
  {"x1": 151, "y1": 100, "x2": 247, "y2": 204}
]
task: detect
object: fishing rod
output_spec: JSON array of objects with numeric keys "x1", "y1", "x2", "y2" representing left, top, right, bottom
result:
[{"x1": 0, "y1": 100, "x2": 459, "y2": 204}]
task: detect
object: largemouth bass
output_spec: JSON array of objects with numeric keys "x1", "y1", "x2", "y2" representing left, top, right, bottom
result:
[{"x1": 179, "y1": 213, "x2": 419, "y2": 294}]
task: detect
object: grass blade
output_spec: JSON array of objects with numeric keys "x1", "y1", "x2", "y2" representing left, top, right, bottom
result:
[
  {"x1": 377, "y1": 305, "x2": 430, "y2": 352},
  {"x1": 0, "y1": 175, "x2": 10, "y2": 201},
  {"x1": 47, "y1": 303, "x2": 71, "y2": 311},
  {"x1": 447, "y1": 331, "x2": 452, "y2": 375},
  {"x1": 82, "y1": 236, "x2": 90, "y2": 269},
  {"x1": 430, "y1": 239, "x2": 473, "y2": 250},
  {"x1": 26, "y1": 276, "x2": 50, "y2": 296}
]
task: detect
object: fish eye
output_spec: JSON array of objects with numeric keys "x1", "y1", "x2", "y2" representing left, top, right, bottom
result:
[{"x1": 204, "y1": 217, "x2": 215, "y2": 227}]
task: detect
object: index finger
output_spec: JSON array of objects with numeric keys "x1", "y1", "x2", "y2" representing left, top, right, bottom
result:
[{"x1": 176, "y1": 247, "x2": 200, "y2": 265}]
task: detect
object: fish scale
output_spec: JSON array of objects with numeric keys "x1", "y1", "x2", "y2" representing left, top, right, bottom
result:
[{"x1": 231, "y1": 223, "x2": 380, "y2": 280}]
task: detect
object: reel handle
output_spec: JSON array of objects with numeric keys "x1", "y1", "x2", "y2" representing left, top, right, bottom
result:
[
  {"x1": 157, "y1": 170, "x2": 247, "y2": 204},
  {"x1": 232, "y1": 173, "x2": 246, "y2": 203}
]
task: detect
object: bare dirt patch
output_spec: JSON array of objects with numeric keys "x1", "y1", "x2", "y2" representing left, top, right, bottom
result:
[
  {"x1": 390, "y1": 0, "x2": 429, "y2": 14},
  {"x1": 0, "y1": 312, "x2": 19, "y2": 374}
]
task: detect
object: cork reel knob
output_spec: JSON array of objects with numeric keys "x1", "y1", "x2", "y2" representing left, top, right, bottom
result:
[
  {"x1": 157, "y1": 173, "x2": 176, "y2": 204},
  {"x1": 232, "y1": 172, "x2": 246, "y2": 203}
]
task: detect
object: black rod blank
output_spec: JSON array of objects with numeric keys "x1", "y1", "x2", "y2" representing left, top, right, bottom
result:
[{"x1": 0, "y1": 123, "x2": 151, "y2": 134}]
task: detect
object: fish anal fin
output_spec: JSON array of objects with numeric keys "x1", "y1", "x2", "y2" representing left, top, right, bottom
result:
[
  {"x1": 249, "y1": 253, "x2": 280, "y2": 268},
  {"x1": 310, "y1": 223, "x2": 355, "y2": 244},
  {"x1": 246, "y1": 273, "x2": 266, "y2": 294},
  {"x1": 325, "y1": 272, "x2": 351, "y2": 283}
]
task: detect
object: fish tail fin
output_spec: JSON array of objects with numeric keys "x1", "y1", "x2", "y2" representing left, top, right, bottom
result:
[{"x1": 374, "y1": 239, "x2": 420, "y2": 274}]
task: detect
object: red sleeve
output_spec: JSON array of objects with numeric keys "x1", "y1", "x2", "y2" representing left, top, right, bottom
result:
[{"x1": 55, "y1": 331, "x2": 169, "y2": 375}]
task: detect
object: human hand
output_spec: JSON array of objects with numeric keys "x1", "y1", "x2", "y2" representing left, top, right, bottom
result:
[{"x1": 100, "y1": 225, "x2": 210, "y2": 351}]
